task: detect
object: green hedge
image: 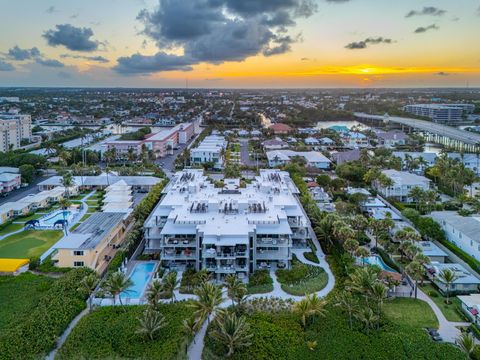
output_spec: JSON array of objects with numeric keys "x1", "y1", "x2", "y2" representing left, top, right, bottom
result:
[
  {"x1": 304, "y1": 251, "x2": 319, "y2": 264},
  {"x1": 56, "y1": 303, "x2": 194, "y2": 360},
  {"x1": 247, "y1": 270, "x2": 274, "y2": 294},
  {"x1": 0, "y1": 268, "x2": 93, "y2": 360}
]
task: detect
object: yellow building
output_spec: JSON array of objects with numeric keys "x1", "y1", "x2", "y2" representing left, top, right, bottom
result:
[{"x1": 51, "y1": 212, "x2": 127, "y2": 274}]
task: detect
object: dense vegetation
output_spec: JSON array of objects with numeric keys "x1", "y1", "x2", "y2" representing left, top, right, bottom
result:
[
  {"x1": 203, "y1": 302, "x2": 462, "y2": 360},
  {"x1": 0, "y1": 269, "x2": 93, "y2": 360},
  {"x1": 276, "y1": 259, "x2": 328, "y2": 296},
  {"x1": 0, "y1": 151, "x2": 47, "y2": 169},
  {"x1": 56, "y1": 303, "x2": 194, "y2": 360},
  {"x1": 247, "y1": 270, "x2": 274, "y2": 294}
]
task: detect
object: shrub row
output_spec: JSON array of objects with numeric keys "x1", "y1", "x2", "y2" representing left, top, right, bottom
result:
[{"x1": 0, "y1": 268, "x2": 92, "y2": 360}]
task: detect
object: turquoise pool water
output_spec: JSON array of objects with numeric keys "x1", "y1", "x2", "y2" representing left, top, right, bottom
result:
[
  {"x1": 41, "y1": 210, "x2": 72, "y2": 225},
  {"x1": 120, "y1": 262, "x2": 156, "y2": 299},
  {"x1": 360, "y1": 255, "x2": 398, "y2": 273}
]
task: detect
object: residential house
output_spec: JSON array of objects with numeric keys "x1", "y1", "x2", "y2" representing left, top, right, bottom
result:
[
  {"x1": 374, "y1": 170, "x2": 431, "y2": 202},
  {"x1": 269, "y1": 123, "x2": 293, "y2": 135},
  {"x1": 190, "y1": 135, "x2": 227, "y2": 169},
  {"x1": 377, "y1": 131, "x2": 407, "y2": 148},
  {"x1": 426, "y1": 262, "x2": 480, "y2": 295},
  {"x1": 266, "y1": 150, "x2": 331, "y2": 169}
]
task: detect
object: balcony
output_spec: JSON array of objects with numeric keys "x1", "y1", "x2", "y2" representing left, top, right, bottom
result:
[
  {"x1": 203, "y1": 249, "x2": 217, "y2": 258},
  {"x1": 164, "y1": 238, "x2": 196, "y2": 246},
  {"x1": 256, "y1": 250, "x2": 289, "y2": 260},
  {"x1": 288, "y1": 218, "x2": 305, "y2": 227},
  {"x1": 256, "y1": 237, "x2": 289, "y2": 246},
  {"x1": 163, "y1": 249, "x2": 196, "y2": 260}
]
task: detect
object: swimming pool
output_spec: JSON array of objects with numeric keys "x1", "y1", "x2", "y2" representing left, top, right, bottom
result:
[
  {"x1": 40, "y1": 210, "x2": 72, "y2": 226},
  {"x1": 120, "y1": 262, "x2": 156, "y2": 299},
  {"x1": 359, "y1": 255, "x2": 398, "y2": 273}
]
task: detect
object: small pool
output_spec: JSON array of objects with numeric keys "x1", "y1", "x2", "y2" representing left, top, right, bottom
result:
[
  {"x1": 40, "y1": 210, "x2": 73, "y2": 226},
  {"x1": 120, "y1": 262, "x2": 156, "y2": 299},
  {"x1": 359, "y1": 255, "x2": 398, "y2": 273}
]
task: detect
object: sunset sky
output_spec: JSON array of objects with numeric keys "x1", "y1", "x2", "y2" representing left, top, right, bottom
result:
[{"x1": 1, "y1": 0, "x2": 480, "y2": 88}]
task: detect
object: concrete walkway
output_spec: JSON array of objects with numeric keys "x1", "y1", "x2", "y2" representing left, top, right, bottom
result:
[{"x1": 416, "y1": 287, "x2": 469, "y2": 343}]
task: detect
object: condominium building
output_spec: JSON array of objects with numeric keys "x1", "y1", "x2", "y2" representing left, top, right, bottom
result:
[
  {"x1": 143, "y1": 169, "x2": 310, "y2": 281},
  {"x1": 374, "y1": 169, "x2": 431, "y2": 202},
  {"x1": 190, "y1": 135, "x2": 227, "y2": 169},
  {"x1": 105, "y1": 121, "x2": 196, "y2": 159},
  {"x1": 403, "y1": 104, "x2": 475, "y2": 123},
  {"x1": 52, "y1": 212, "x2": 127, "y2": 273},
  {"x1": 0, "y1": 111, "x2": 32, "y2": 151}
]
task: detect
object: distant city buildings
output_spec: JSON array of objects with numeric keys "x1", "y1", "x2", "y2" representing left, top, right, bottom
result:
[
  {"x1": 0, "y1": 110, "x2": 32, "y2": 151},
  {"x1": 404, "y1": 103, "x2": 475, "y2": 123}
]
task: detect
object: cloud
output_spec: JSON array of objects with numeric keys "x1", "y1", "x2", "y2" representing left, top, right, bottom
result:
[
  {"x1": 118, "y1": 0, "x2": 316, "y2": 74},
  {"x1": 405, "y1": 7, "x2": 446, "y2": 18},
  {"x1": 35, "y1": 58, "x2": 64, "y2": 68},
  {"x1": 45, "y1": 6, "x2": 56, "y2": 14},
  {"x1": 114, "y1": 51, "x2": 194, "y2": 74},
  {"x1": 414, "y1": 24, "x2": 439, "y2": 33},
  {"x1": 7, "y1": 46, "x2": 41, "y2": 60},
  {"x1": 60, "y1": 54, "x2": 109, "y2": 63},
  {"x1": 345, "y1": 37, "x2": 393, "y2": 50},
  {"x1": 58, "y1": 71, "x2": 72, "y2": 79},
  {"x1": 0, "y1": 59, "x2": 15, "y2": 71},
  {"x1": 43, "y1": 24, "x2": 101, "y2": 51}
]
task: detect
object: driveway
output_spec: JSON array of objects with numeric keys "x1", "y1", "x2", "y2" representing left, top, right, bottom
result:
[{"x1": 239, "y1": 139, "x2": 256, "y2": 167}]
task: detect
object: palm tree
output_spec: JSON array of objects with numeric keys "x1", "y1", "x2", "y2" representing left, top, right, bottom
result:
[
  {"x1": 58, "y1": 198, "x2": 72, "y2": 234},
  {"x1": 127, "y1": 147, "x2": 137, "y2": 163},
  {"x1": 162, "y1": 271, "x2": 179, "y2": 303},
  {"x1": 438, "y1": 268, "x2": 459, "y2": 304},
  {"x1": 346, "y1": 266, "x2": 377, "y2": 303},
  {"x1": 224, "y1": 274, "x2": 247, "y2": 309},
  {"x1": 189, "y1": 282, "x2": 223, "y2": 324},
  {"x1": 103, "y1": 271, "x2": 133, "y2": 306},
  {"x1": 408, "y1": 186, "x2": 425, "y2": 210},
  {"x1": 136, "y1": 308, "x2": 167, "y2": 341},
  {"x1": 413, "y1": 253, "x2": 430, "y2": 285},
  {"x1": 343, "y1": 238, "x2": 359, "y2": 256},
  {"x1": 350, "y1": 214, "x2": 368, "y2": 241},
  {"x1": 457, "y1": 333, "x2": 476, "y2": 359},
  {"x1": 354, "y1": 247, "x2": 370, "y2": 266},
  {"x1": 183, "y1": 316, "x2": 200, "y2": 344},
  {"x1": 370, "y1": 282, "x2": 388, "y2": 317},
  {"x1": 405, "y1": 260, "x2": 424, "y2": 299},
  {"x1": 334, "y1": 291, "x2": 358, "y2": 330},
  {"x1": 210, "y1": 310, "x2": 253, "y2": 358},
  {"x1": 145, "y1": 279, "x2": 163, "y2": 311},
  {"x1": 305, "y1": 293, "x2": 327, "y2": 324},
  {"x1": 61, "y1": 172, "x2": 74, "y2": 199},
  {"x1": 293, "y1": 294, "x2": 326, "y2": 329},
  {"x1": 355, "y1": 307, "x2": 379, "y2": 334},
  {"x1": 78, "y1": 273, "x2": 98, "y2": 312}
]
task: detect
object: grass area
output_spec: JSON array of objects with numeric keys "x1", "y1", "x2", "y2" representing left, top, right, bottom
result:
[
  {"x1": 87, "y1": 207, "x2": 97, "y2": 213},
  {"x1": 69, "y1": 193, "x2": 88, "y2": 201},
  {"x1": 276, "y1": 259, "x2": 328, "y2": 296},
  {"x1": 15, "y1": 213, "x2": 43, "y2": 223},
  {"x1": 85, "y1": 200, "x2": 99, "y2": 205},
  {"x1": 79, "y1": 213, "x2": 91, "y2": 222},
  {"x1": 0, "y1": 230, "x2": 63, "y2": 259},
  {"x1": 304, "y1": 250, "x2": 319, "y2": 264},
  {"x1": 203, "y1": 300, "x2": 464, "y2": 360},
  {"x1": 420, "y1": 283, "x2": 465, "y2": 322},
  {"x1": 247, "y1": 270, "x2": 274, "y2": 294},
  {"x1": 0, "y1": 223, "x2": 23, "y2": 236},
  {"x1": 383, "y1": 297, "x2": 438, "y2": 329},
  {"x1": 56, "y1": 303, "x2": 194, "y2": 360},
  {"x1": 69, "y1": 223, "x2": 81, "y2": 231},
  {"x1": 0, "y1": 273, "x2": 54, "y2": 332}
]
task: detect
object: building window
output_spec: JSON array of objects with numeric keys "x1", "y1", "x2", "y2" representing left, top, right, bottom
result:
[
  {"x1": 73, "y1": 250, "x2": 84, "y2": 256},
  {"x1": 73, "y1": 261, "x2": 84, "y2": 267}
]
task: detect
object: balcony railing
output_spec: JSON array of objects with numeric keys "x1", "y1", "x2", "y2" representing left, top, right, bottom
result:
[{"x1": 256, "y1": 237, "x2": 289, "y2": 246}]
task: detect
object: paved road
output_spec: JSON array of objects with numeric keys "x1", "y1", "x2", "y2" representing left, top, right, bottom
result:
[
  {"x1": 0, "y1": 175, "x2": 49, "y2": 206},
  {"x1": 239, "y1": 139, "x2": 256, "y2": 167}
]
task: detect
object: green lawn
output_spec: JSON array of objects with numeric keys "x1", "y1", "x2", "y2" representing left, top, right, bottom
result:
[
  {"x1": 383, "y1": 297, "x2": 438, "y2": 329},
  {"x1": 15, "y1": 213, "x2": 43, "y2": 223},
  {"x1": 420, "y1": 284, "x2": 465, "y2": 322},
  {"x1": 87, "y1": 207, "x2": 97, "y2": 213},
  {"x1": 203, "y1": 300, "x2": 464, "y2": 360},
  {"x1": 0, "y1": 223, "x2": 24, "y2": 236},
  {"x1": 79, "y1": 213, "x2": 91, "y2": 222},
  {"x1": 56, "y1": 303, "x2": 194, "y2": 360},
  {"x1": 0, "y1": 273, "x2": 55, "y2": 332},
  {"x1": 0, "y1": 230, "x2": 64, "y2": 259},
  {"x1": 85, "y1": 200, "x2": 99, "y2": 206}
]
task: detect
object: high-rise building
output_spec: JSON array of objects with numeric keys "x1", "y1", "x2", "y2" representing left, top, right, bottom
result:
[
  {"x1": 0, "y1": 111, "x2": 32, "y2": 152},
  {"x1": 143, "y1": 169, "x2": 310, "y2": 281},
  {"x1": 403, "y1": 103, "x2": 475, "y2": 123}
]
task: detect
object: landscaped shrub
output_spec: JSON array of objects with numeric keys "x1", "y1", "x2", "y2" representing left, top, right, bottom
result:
[
  {"x1": 247, "y1": 270, "x2": 274, "y2": 294},
  {"x1": 56, "y1": 303, "x2": 194, "y2": 360},
  {"x1": 0, "y1": 268, "x2": 93, "y2": 360},
  {"x1": 28, "y1": 256, "x2": 40, "y2": 270},
  {"x1": 304, "y1": 251, "x2": 319, "y2": 264},
  {"x1": 37, "y1": 255, "x2": 72, "y2": 274},
  {"x1": 275, "y1": 259, "x2": 328, "y2": 296},
  {"x1": 373, "y1": 247, "x2": 402, "y2": 273}
]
